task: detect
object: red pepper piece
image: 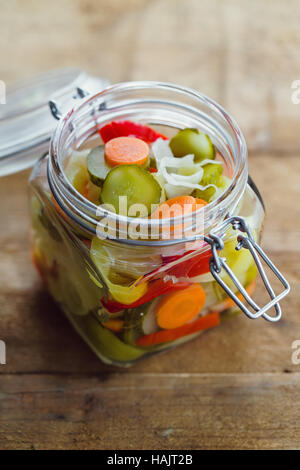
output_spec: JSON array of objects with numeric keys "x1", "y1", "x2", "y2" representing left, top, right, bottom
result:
[
  {"x1": 99, "y1": 120, "x2": 168, "y2": 144},
  {"x1": 149, "y1": 168, "x2": 158, "y2": 173},
  {"x1": 101, "y1": 277, "x2": 191, "y2": 313},
  {"x1": 163, "y1": 248, "x2": 212, "y2": 279},
  {"x1": 186, "y1": 249, "x2": 212, "y2": 277}
]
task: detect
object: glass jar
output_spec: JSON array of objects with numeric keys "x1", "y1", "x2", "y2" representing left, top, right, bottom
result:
[
  {"x1": 28, "y1": 81, "x2": 289, "y2": 367},
  {"x1": 0, "y1": 68, "x2": 109, "y2": 176}
]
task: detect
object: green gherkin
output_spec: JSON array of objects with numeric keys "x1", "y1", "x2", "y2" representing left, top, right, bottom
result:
[
  {"x1": 193, "y1": 163, "x2": 223, "y2": 202},
  {"x1": 169, "y1": 128, "x2": 216, "y2": 162}
]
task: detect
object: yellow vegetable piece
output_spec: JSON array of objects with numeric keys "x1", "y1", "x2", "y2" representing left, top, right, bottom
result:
[
  {"x1": 101, "y1": 319, "x2": 124, "y2": 332},
  {"x1": 90, "y1": 237, "x2": 148, "y2": 304},
  {"x1": 220, "y1": 236, "x2": 256, "y2": 290},
  {"x1": 65, "y1": 151, "x2": 100, "y2": 204}
]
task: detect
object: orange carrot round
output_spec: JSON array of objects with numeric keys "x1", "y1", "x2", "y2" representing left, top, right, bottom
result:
[
  {"x1": 151, "y1": 195, "x2": 207, "y2": 220},
  {"x1": 101, "y1": 319, "x2": 124, "y2": 333},
  {"x1": 104, "y1": 136, "x2": 149, "y2": 167},
  {"x1": 156, "y1": 283, "x2": 206, "y2": 329}
]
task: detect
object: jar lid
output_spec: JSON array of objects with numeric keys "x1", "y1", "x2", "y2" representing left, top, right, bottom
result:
[{"x1": 0, "y1": 68, "x2": 109, "y2": 177}]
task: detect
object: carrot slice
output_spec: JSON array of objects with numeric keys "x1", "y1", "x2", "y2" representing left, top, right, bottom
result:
[
  {"x1": 101, "y1": 319, "x2": 124, "y2": 333},
  {"x1": 156, "y1": 283, "x2": 206, "y2": 329},
  {"x1": 137, "y1": 311, "x2": 220, "y2": 347},
  {"x1": 151, "y1": 195, "x2": 207, "y2": 220},
  {"x1": 104, "y1": 136, "x2": 149, "y2": 167},
  {"x1": 151, "y1": 195, "x2": 207, "y2": 237}
]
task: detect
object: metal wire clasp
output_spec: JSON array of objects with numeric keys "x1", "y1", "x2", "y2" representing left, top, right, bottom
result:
[
  {"x1": 49, "y1": 87, "x2": 90, "y2": 120},
  {"x1": 207, "y1": 216, "x2": 290, "y2": 322}
]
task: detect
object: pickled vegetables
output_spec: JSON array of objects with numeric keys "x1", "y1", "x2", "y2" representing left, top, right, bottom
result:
[
  {"x1": 87, "y1": 147, "x2": 110, "y2": 185},
  {"x1": 137, "y1": 311, "x2": 220, "y2": 347},
  {"x1": 169, "y1": 128, "x2": 216, "y2": 161},
  {"x1": 30, "y1": 119, "x2": 260, "y2": 366},
  {"x1": 156, "y1": 283, "x2": 206, "y2": 329},
  {"x1": 65, "y1": 122, "x2": 226, "y2": 212},
  {"x1": 100, "y1": 164, "x2": 161, "y2": 215},
  {"x1": 104, "y1": 136, "x2": 149, "y2": 167},
  {"x1": 99, "y1": 120, "x2": 168, "y2": 144}
]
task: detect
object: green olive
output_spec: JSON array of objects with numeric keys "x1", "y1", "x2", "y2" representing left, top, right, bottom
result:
[{"x1": 169, "y1": 128, "x2": 216, "y2": 162}]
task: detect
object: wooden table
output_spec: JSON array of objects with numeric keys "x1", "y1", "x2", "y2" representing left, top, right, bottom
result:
[{"x1": 0, "y1": 0, "x2": 300, "y2": 450}]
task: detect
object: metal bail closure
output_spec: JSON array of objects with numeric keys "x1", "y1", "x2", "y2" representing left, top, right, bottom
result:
[
  {"x1": 207, "y1": 216, "x2": 290, "y2": 322},
  {"x1": 49, "y1": 87, "x2": 90, "y2": 121}
]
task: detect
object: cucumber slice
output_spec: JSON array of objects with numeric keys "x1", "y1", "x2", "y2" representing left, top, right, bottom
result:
[
  {"x1": 84, "y1": 314, "x2": 145, "y2": 362},
  {"x1": 169, "y1": 128, "x2": 216, "y2": 162},
  {"x1": 192, "y1": 186, "x2": 216, "y2": 202},
  {"x1": 123, "y1": 308, "x2": 143, "y2": 345},
  {"x1": 100, "y1": 164, "x2": 161, "y2": 215},
  {"x1": 87, "y1": 146, "x2": 111, "y2": 186},
  {"x1": 123, "y1": 300, "x2": 159, "y2": 346},
  {"x1": 141, "y1": 299, "x2": 159, "y2": 335},
  {"x1": 201, "y1": 162, "x2": 223, "y2": 186},
  {"x1": 192, "y1": 164, "x2": 224, "y2": 202}
]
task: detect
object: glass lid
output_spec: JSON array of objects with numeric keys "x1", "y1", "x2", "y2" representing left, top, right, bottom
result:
[{"x1": 0, "y1": 68, "x2": 109, "y2": 177}]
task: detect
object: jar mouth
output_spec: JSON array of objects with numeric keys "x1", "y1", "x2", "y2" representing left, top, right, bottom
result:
[{"x1": 48, "y1": 81, "x2": 248, "y2": 246}]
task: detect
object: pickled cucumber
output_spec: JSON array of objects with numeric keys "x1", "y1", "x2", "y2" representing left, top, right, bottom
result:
[
  {"x1": 123, "y1": 300, "x2": 159, "y2": 346},
  {"x1": 84, "y1": 314, "x2": 145, "y2": 361},
  {"x1": 201, "y1": 163, "x2": 223, "y2": 186},
  {"x1": 192, "y1": 186, "x2": 216, "y2": 202},
  {"x1": 100, "y1": 164, "x2": 161, "y2": 215},
  {"x1": 169, "y1": 128, "x2": 216, "y2": 162},
  {"x1": 87, "y1": 146, "x2": 111, "y2": 186},
  {"x1": 193, "y1": 172, "x2": 228, "y2": 203}
]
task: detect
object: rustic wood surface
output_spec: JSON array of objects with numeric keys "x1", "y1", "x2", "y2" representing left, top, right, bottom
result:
[{"x1": 0, "y1": 0, "x2": 300, "y2": 450}]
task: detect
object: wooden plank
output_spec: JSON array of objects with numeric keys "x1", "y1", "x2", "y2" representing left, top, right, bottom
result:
[
  {"x1": 1, "y1": 0, "x2": 300, "y2": 450},
  {"x1": 0, "y1": 373, "x2": 300, "y2": 449},
  {"x1": 1, "y1": 1, "x2": 300, "y2": 153}
]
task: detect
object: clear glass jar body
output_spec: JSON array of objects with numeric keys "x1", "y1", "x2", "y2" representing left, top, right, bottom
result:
[{"x1": 29, "y1": 82, "x2": 265, "y2": 367}]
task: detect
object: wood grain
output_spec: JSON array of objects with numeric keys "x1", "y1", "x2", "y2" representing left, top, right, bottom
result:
[
  {"x1": 0, "y1": 0, "x2": 300, "y2": 450},
  {"x1": 1, "y1": 373, "x2": 300, "y2": 450}
]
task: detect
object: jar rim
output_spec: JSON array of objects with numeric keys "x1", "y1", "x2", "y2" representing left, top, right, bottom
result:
[{"x1": 48, "y1": 81, "x2": 248, "y2": 246}]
